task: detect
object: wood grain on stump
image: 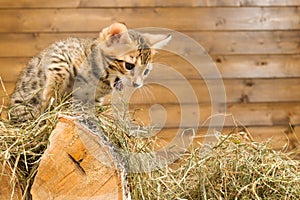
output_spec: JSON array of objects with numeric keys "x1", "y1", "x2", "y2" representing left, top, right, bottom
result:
[
  {"x1": 31, "y1": 116, "x2": 124, "y2": 200},
  {"x1": 0, "y1": 163, "x2": 22, "y2": 200}
]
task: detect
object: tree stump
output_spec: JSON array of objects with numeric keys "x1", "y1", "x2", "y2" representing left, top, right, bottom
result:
[
  {"x1": 0, "y1": 163, "x2": 22, "y2": 200},
  {"x1": 31, "y1": 116, "x2": 127, "y2": 200}
]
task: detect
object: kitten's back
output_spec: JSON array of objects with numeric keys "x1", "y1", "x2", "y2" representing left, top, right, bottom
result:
[{"x1": 9, "y1": 37, "x2": 94, "y2": 121}]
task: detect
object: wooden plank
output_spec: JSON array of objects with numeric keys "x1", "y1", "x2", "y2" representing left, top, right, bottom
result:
[
  {"x1": 0, "y1": 8, "x2": 300, "y2": 32},
  {"x1": 3, "y1": 82, "x2": 300, "y2": 127},
  {"x1": 130, "y1": 78, "x2": 300, "y2": 103},
  {"x1": 130, "y1": 102, "x2": 300, "y2": 128},
  {"x1": 155, "y1": 54, "x2": 300, "y2": 79},
  {"x1": 291, "y1": 126, "x2": 300, "y2": 149},
  {"x1": 0, "y1": 31, "x2": 299, "y2": 57},
  {"x1": 224, "y1": 78, "x2": 300, "y2": 103},
  {"x1": 2, "y1": 55, "x2": 300, "y2": 82},
  {"x1": 187, "y1": 31, "x2": 300, "y2": 55},
  {"x1": 250, "y1": 126, "x2": 300, "y2": 150},
  {"x1": 2, "y1": 78, "x2": 300, "y2": 104},
  {"x1": 0, "y1": 0, "x2": 299, "y2": 8},
  {"x1": 0, "y1": 57, "x2": 28, "y2": 82},
  {"x1": 0, "y1": 0, "x2": 232, "y2": 8},
  {"x1": 233, "y1": 78, "x2": 300, "y2": 103},
  {"x1": 239, "y1": 0, "x2": 300, "y2": 6},
  {"x1": 225, "y1": 103, "x2": 300, "y2": 127},
  {"x1": 4, "y1": 79, "x2": 300, "y2": 127},
  {"x1": 0, "y1": 33, "x2": 96, "y2": 57},
  {"x1": 236, "y1": 126, "x2": 299, "y2": 151},
  {"x1": 156, "y1": 125, "x2": 300, "y2": 150},
  {"x1": 228, "y1": 125, "x2": 300, "y2": 151},
  {"x1": 213, "y1": 55, "x2": 300, "y2": 78},
  {"x1": 0, "y1": 81, "x2": 10, "y2": 106},
  {"x1": 0, "y1": 0, "x2": 81, "y2": 8}
]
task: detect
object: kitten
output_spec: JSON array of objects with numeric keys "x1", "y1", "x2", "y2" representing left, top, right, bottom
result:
[{"x1": 8, "y1": 23, "x2": 171, "y2": 121}]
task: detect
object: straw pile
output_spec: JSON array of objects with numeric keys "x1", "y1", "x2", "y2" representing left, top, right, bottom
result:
[
  {"x1": 128, "y1": 133, "x2": 300, "y2": 199},
  {"x1": 1, "y1": 97, "x2": 300, "y2": 199},
  {"x1": 0, "y1": 99, "x2": 74, "y2": 199}
]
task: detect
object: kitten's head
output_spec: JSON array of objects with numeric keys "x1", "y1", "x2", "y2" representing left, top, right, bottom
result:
[{"x1": 97, "y1": 23, "x2": 171, "y2": 90}]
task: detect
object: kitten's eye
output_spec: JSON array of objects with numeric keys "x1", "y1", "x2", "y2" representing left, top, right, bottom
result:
[
  {"x1": 125, "y1": 62, "x2": 135, "y2": 70},
  {"x1": 143, "y1": 69, "x2": 150, "y2": 76}
]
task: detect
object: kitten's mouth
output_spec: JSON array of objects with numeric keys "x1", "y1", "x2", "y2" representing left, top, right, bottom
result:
[{"x1": 113, "y1": 77, "x2": 124, "y2": 91}]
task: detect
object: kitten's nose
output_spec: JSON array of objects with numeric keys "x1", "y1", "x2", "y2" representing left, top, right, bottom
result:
[{"x1": 133, "y1": 82, "x2": 142, "y2": 88}]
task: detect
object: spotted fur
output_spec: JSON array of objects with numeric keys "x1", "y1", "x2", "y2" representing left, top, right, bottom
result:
[{"x1": 8, "y1": 23, "x2": 171, "y2": 121}]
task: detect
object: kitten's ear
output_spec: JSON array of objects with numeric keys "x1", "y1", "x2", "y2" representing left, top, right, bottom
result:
[
  {"x1": 99, "y1": 22, "x2": 131, "y2": 45},
  {"x1": 108, "y1": 23, "x2": 128, "y2": 37},
  {"x1": 142, "y1": 33, "x2": 172, "y2": 49}
]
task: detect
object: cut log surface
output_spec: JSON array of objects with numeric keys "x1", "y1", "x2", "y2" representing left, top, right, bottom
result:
[
  {"x1": 0, "y1": 163, "x2": 22, "y2": 200},
  {"x1": 31, "y1": 116, "x2": 125, "y2": 200}
]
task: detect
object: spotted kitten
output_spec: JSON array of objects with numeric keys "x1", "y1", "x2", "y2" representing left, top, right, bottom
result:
[{"x1": 9, "y1": 23, "x2": 171, "y2": 121}]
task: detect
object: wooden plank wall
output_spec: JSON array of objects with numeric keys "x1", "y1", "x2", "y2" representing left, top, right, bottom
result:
[{"x1": 0, "y1": 0, "x2": 300, "y2": 149}]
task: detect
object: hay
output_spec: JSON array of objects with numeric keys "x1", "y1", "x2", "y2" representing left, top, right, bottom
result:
[
  {"x1": 128, "y1": 133, "x2": 300, "y2": 199},
  {"x1": 0, "y1": 95, "x2": 300, "y2": 199},
  {"x1": 0, "y1": 99, "x2": 75, "y2": 199},
  {"x1": 84, "y1": 112, "x2": 300, "y2": 199}
]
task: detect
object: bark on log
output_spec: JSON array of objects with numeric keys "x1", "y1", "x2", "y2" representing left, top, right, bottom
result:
[{"x1": 31, "y1": 116, "x2": 126, "y2": 200}]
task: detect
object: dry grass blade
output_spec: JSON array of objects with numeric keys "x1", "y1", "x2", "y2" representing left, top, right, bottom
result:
[
  {"x1": 128, "y1": 133, "x2": 300, "y2": 200},
  {"x1": 0, "y1": 92, "x2": 299, "y2": 199}
]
